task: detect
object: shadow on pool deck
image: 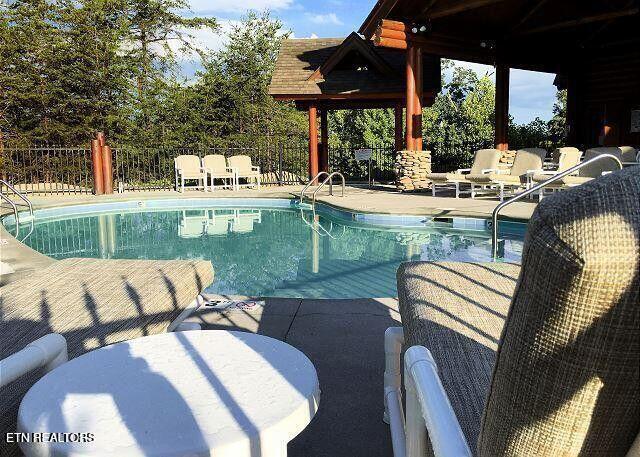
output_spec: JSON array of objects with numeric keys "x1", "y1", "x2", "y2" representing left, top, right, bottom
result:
[{"x1": 185, "y1": 296, "x2": 400, "y2": 457}]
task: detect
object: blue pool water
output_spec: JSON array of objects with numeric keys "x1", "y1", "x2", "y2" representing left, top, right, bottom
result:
[{"x1": 3, "y1": 200, "x2": 526, "y2": 298}]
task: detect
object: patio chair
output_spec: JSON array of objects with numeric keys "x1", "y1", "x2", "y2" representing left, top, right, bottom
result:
[
  {"x1": 174, "y1": 155, "x2": 207, "y2": 193},
  {"x1": 427, "y1": 149, "x2": 502, "y2": 198},
  {"x1": 202, "y1": 154, "x2": 236, "y2": 191},
  {"x1": 0, "y1": 258, "x2": 213, "y2": 456},
  {"x1": 386, "y1": 166, "x2": 639, "y2": 457},
  {"x1": 465, "y1": 148, "x2": 547, "y2": 201},
  {"x1": 530, "y1": 147, "x2": 583, "y2": 197},
  {"x1": 227, "y1": 155, "x2": 261, "y2": 189},
  {"x1": 532, "y1": 147, "x2": 626, "y2": 196}
]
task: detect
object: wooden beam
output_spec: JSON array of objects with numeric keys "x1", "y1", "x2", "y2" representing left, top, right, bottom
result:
[
  {"x1": 495, "y1": 64, "x2": 510, "y2": 151},
  {"x1": 405, "y1": 44, "x2": 416, "y2": 150},
  {"x1": 359, "y1": 0, "x2": 399, "y2": 37},
  {"x1": 379, "y1": 19, "x2": 408, "y2": 32},
  {"x1": 374, "y1": 36, "x2": 408, "y2": 49},
  {"x1": 308, "y1": 104, "x2": 319, "y2": 181},
  {"x1": 510, "y1": 0, "x2": 551, "y2": 31},
  {"x1": 519, "y1": 8, "x2": 639, "y2": 35},
  {"x1": 413, "y1": 47, "x2": 423, "y2": 151},
  {"x1": 429, "y1": 0, "x2": 509, "y2": 19},
  {"x1": 420, "y1": 0, "x2": 439, "y2": 16}
]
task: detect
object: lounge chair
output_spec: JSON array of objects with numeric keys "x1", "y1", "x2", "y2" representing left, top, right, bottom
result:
[
  {"x1": 530, "y1": 147, "x2": 583, "y2": 197},
  {"x1": 532, "y1": 147, "x2": 625, "y2": 195},
  {"x1": 227, "y1": 155, "x2": 261, "y2": 189},
  {"x1": 202, "y1": 154, "x2": 236, "y2": 191},
  {"x1": 0, "y1": 258, "x2": 214, "y2": 456},
  {"x1": 174, "y1": 155, "x2": 207, "y2": 193},
  {"x1": 387, "y1": 166, "x2": 639, "y2": 456},
  {"x1": 427, "y1": 149, "x2": 502, "y2": 198},
  {"x1": 465, "y1": 148, "x2": 547, "y2": 201}
]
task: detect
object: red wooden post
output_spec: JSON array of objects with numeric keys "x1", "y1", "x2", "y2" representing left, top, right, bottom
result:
[
  {"x1": 320, "y1": 108, "x2": 329, "y2": 173},
  {"x1": 495, "y1": 64, "x2": 510, "y2": 151},
  {"x1": 394, "y1": 103, "x2": 404, "y2": 152},
  {"x1": 101, "y1": 145, "x2": 113, "y2": 194},
  {"x1": 97, "y1": 132, "x2": 106, "y2": 147},
  {"x1": 308, "y1": 104, "x2": 319, "y2": 181},
  {"x1": 413, "y1": 47, "x2": 423, "y2": 151},
  {"x1": 91, "y1": 139, "x2": 105, "y2": 195},
  {"x1": 405, "y1": 44, "x2": 416, "y2": 150}
]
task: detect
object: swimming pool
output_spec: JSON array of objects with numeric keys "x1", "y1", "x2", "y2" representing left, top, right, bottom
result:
[{"x1": 3, "y1": 199, "x2": 526, "y2": 298}]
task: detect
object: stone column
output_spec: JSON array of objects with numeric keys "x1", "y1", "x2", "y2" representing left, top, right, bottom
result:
[{"x1": 395, "y1": 150, "x2": 431, "y2": 192}]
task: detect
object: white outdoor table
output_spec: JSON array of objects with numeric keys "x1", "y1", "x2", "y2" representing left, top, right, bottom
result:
[{"x1": 18, "y1": 330, "x2": 320, "y2": 457}]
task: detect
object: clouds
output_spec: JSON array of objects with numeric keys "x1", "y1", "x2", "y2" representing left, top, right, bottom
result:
[
  {"x1": 305, "y1": 13, "x2": 343, "y2": 25},
  {"x1": 185, "y1": 0, "x2": 293, "y2": 14}
]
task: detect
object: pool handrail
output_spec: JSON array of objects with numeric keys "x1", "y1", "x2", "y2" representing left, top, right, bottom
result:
[
  {"x1": 491, "y1": 153, "x2": 623, "y2": 259},
  {"x1": 0, "y1": 179, "x2": 34, "y2": 237},
  {"x1": 311, "y1": 172, "x2": 345, "y2": 207},
  {"x1": 299, "y1": 172, "x2": 330, "y2": 202}
]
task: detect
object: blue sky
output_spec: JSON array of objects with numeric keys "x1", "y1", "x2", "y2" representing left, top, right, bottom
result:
[{"x1": 177, "y1": 0, "x2": 558, "y2": 124}]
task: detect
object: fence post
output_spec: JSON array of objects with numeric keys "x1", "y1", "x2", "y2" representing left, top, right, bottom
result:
[
  {"x1": 101, "y1": 145, "x2": 114, "y2": 194},
  {"x1": 91, "y1": 139, "x2": 104, "y2": 195},
  {"x1": 278, "y1": 142, "x2": 284, "y2": 186}
]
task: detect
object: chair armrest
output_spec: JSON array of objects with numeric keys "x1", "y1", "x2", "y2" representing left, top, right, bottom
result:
[
  {"x1": 226, "y1": 167, "x2": 236, "y2": 173},
  {"x1": 481, "y1": 168, "x2": 501, "y2": 174},
  {"x1": 455, "y1": 168, "x2": 471, "y2": 174},
  {"x1": 0, "y1": 333, "x2": 68, "y2": 388},
  {"x1": 251, "y1": 166, "x2": 260, "y2": 172},
  {"x1": 405, "y1": 345, "x2": 472, "y2": 457},
  {"x1": 525, "y1": 168, "x2": 544, "y2": 176}
]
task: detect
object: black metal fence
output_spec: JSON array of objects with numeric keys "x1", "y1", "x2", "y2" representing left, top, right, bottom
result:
[
  {"x1": 1, "y1": 139, "x2": 490, "y2": 194},
  {"x1": 1, "y1": 147, "x2": 94, "y2": 194}
]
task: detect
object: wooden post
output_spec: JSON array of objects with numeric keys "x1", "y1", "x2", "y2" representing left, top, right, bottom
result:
[
  {"x1": 495, "y1": 64, "x2": 510, "y2": 151},
  {"x1": 413, "y1": 47, "x2": 423, "y2": 151},
  {"x1": 394, "y1": 103, "x2": 404, "y2": 152},
  {"x1": 91, "y1": 139, "x2": 104, "y2": 195},
  {"x1": 308, "y1": 104, "x2": 319, "y2": 181},
  {"x1": 97, "y1": 132, "x2": 106, "y2": 147},
  {"x1": 405, "y1": 45, "x2": 416, "y2": 150},
  {"x1": 101, "y1": 145, "x2": 113, "y2": 194},
  {"x1": 320, "y1": 108, "x2": 329, "y2": 172}
]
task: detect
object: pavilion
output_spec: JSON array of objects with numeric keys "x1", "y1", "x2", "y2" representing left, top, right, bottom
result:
[{"x1": 270, "y1": 1, "x2": 639, "y2": 180}]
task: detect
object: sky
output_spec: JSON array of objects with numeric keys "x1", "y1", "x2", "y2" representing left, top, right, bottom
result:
[{"x1": 176, "y1": 0, "x2": 558, "y2": 124}]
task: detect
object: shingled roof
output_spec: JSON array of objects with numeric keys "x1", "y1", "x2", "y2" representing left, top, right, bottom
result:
[{"x1": 269, "y1": 32, "x2": 440, "y2": 100}]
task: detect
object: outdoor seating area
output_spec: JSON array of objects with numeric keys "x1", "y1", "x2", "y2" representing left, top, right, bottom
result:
[
  {"x1": 174, "y1": 154, "x2": 261, "y2": 193},
  {"x1": 1, "y1": 0, "x2": 640, "y2": 456}
]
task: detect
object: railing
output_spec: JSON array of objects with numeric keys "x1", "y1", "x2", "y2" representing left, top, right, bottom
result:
[
  {"x1": 311, "y1": 172, "x2": 345, "y2": 206},
  {"x1": 299, "y1": 172, "x2": 330, "y2": 202},
  {"x1": 0, "y1": 179, "x2": 35, "y2": 239},
  {"x1": 491, "y1": 153, "x2": 624, "y2": 258}
]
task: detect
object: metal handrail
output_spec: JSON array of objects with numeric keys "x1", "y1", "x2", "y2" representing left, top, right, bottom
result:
[
  {"x1": 311, "y1": 172, "x2": 345, "y2": 206},
  {"x1": 1, "y1": 180, "x2": 34, "y2": 237},
  {"x1": 491, "y1": 153, "x2": 623, "y2": 259},
  {"x1": 299, "y1": 172, "x2": 330, "y2": 202}
]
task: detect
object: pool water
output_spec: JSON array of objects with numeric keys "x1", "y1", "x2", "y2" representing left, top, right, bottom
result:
[{"x1": 5, "y1": 205, "x2": 525, "y2": 298}]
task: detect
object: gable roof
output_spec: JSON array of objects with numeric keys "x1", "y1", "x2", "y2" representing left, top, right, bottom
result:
[{"x1": 268, "y1": 33, "x2": 441, "y2": 100}]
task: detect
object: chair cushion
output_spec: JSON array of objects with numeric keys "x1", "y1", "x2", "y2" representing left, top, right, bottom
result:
[
  {"x1": 478, "y1": 167, "x2": 640, "y2": 456},
  {"x1": 428, "y1": 172, "x2": 465, "y2": 182},
  {"x1": 0, "y1": 258, "x2": 214, "y2": 456},
  {"x1": 466, "y1": 173, "x2": 523, "y2": 185},
  {"x1": 465, "y1": 173, "x2": 494, "y2": 184},
  {"x1": 397, "y1": 261, "x2": 521, "y2": 451},
  {"x1": 532, "y1": 174, "x2": 592, "y2": 186},
  {"x1": 509, "y1": 148, "x2": 547, "y2": 176},
  {"x1": 470, "y1": 149, "x2": 503, "y2": 174}
]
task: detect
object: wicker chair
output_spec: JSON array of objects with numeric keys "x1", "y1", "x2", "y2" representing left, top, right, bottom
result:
[{"x1": 387, "y1": 166, "x2": 639, "y2": 456}]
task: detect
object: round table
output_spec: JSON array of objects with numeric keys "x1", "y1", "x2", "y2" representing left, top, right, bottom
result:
[{"x1": 18, "y1": 330, "x2": 320, "y2": 457}]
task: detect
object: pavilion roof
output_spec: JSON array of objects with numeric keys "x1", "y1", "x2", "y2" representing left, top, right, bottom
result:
[{"x1": 268, "y1": 32, "x2": 440, "y2": 101}]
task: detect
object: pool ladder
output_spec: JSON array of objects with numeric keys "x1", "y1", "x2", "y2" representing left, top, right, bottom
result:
[
  {"x1": 0, "y1": 180, "x2": 35, "y2": 240},
  {"x1": 299, "y1": 172, "x2": 346, "y2": 208},
  {"x1": 490, "y1": 154, "x2": 623, "y2": 259}
]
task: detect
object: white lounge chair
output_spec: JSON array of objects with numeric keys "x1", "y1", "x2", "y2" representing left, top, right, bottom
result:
[
  {"x1": 206, "y1": 210, "x2": 234, "y2": 236},
  {"x1": 530, "y1": 147, "x2": 583, "y2": 198},
  {"x1": 465, "y1": 148, "x2": 547, "y2": 201},
  {"x1": 230, "y1": 210, "x2": 261, "y2": 233},
  {"x1": 174, "y1": 155, "x2": 207, "y2": 193},
  {"x1": 427, "y1": 149, "x2": 502, "y2": 198},
  {"x1": 202, "y1": 154, "x2": 236, "y2": 191},
  {"x1": 227, "y1": 155, "x2": 261, "y2": 189}
]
